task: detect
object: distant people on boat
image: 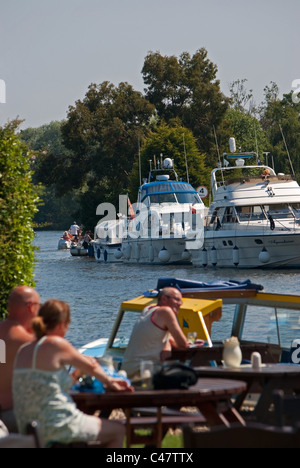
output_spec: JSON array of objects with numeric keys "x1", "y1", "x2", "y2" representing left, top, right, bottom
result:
[
  {"x1": 13, "y1": 299, "x2": 133, "y2": 447},
  {"x1": 261, "y1": 169, "x2": 270, "y2": 180},
  {"x1": 83, "y1": 231, "x2": 92, "y2": 249},
  {"x1": 69, "y1": 221, "x2": 80, "y2": 240},
  {"x1": 62, "y1": 231, "x2": 72, "y2": 241},
  {"x1": 121, "y1": 287, "x2": 190, "y2": 379},
  {"x1": 0, "y1": 286, "x2": 41, "y2": 432}
]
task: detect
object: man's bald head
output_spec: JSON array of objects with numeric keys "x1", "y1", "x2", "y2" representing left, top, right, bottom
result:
[
  {"x1": 8, "y1": 286, "x2": 39, "y2": 308},
  {"x1": 8, "y1": 286, "x2": 41, "y2": 327}
]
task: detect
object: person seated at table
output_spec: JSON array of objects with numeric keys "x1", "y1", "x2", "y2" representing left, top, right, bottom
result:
[
  {"x1": 12, "y1": 299, "x2": 133, "y2": 448},
  {"x1": 0, "y1": 286, "x2": 41, "y2": 432},
  {"x1": 121, "y1": 287, "x2": 190, "y2": 379}
]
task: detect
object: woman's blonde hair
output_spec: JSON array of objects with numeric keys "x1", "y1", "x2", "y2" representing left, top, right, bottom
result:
[{"x1": 32, "y1": 299, "x2": 71, "y2": 339}]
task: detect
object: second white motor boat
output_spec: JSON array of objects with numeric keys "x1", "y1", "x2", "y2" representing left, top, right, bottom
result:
[{"x1": 120, "y1": 157, "x2": 205, "y2": 264}]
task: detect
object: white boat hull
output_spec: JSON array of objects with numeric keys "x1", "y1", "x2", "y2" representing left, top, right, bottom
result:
[
  {"x1": 192, "y1": 231, "x2": 300, "y2": 268},
  {"x1": 121, "y1": 237, "x2": 193, "y2": 265},
  {"x1": 58, "y1": 239, "x2": 71, "y2": 250},
  {"x1": 93, "y1": 242, "x2": 123, "y2": 263}
]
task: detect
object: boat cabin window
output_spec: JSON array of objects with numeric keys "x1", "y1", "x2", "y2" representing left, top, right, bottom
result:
[
  {"x1": 235, "y1": 205, "x2": 266, "y2": 222},
  {"x1": 149, "y1": 193, "x2": 177, "y2": 204},
  {"x1": 176, "y1": 192, "x2": 202, "y2": 204},
  {"x1": 222, "y1": 207, "x2": 237, "y2": 224},
  {"x1": 263, "y1": 204, "x2": 294, "y2": 219},
  {"x1": 291, "y1": 204, "x2": 300, "y2": 219},
  {"x1": 110, "y1": 310, "x2": 138, "y2": 349},
  {"x1": 241, "y1": 305, "x2": 300, "y2": 349}
]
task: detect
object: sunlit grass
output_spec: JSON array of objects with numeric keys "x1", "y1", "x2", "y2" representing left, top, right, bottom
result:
[{"x1": 125, "y1": 431, "x2": 184, "y2": 448}]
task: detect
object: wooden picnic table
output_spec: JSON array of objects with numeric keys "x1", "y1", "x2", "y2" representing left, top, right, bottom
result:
[
  {"x1": 71, "y1": 378, "x2": 246, "y2": 447},
  {"x1": 194, "y1": 364, "x2": 300, "y2": 423}
]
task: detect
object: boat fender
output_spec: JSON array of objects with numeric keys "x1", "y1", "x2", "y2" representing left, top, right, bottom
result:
[
  {"x1": 114, "y1": 248, "x2": 123, "y2": 259},
  {"x1": 259, "y1": 247, "x2": 271, "y2": 264},
  {"x1": 201, "y1": 247, "x2": 208, "y2": 267},
  {"x1": 104, "y1": 250, "x2": 108, "y2": 262},
  {"x1": 158, "y1": 247, "x2": 171, "y2": 263},
  {"x1": 233, "y1": 246, "x2": 239, "y2": 266},
  {"x1": 211, "y1": 246, "x2": 217, "y2": 266},
  {"x1": 181, "y1": 249, "x2": 191, "y2": 261}
]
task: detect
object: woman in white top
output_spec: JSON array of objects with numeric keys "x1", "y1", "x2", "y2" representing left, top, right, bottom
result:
[{"x1": 13, "y1": 299, "x2": 133, "y2": 447}]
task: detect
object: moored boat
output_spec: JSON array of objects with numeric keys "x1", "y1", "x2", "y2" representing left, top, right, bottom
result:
[
  {"x1": 191, "y1": 139, "x2": 300, "y2": 268},
  {"x1": 120, "y1": 157, "x2": 205, "y2": 264}
]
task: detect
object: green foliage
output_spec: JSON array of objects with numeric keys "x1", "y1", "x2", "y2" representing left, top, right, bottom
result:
[
  {"x1": 37, "y1": 82, "x2": 155, "y2": 229},
  {"x1": 142, "y1": 49, "x2": 229, "y2": 155},
  {"x1": 21, "y1": 122, "x2": 81, "y2": 230},
  {"x1": 217, "y1": 108, "x2": 269, "y2": 158},
  {"x1": 129, "y1": 123, "x2": 210, "y2": 201},
  {"x1": 260, "y1": 90, "x2": 300, "y2": 177},
  {"x1": 0, "y1": 121, "x2": 39, "y2": 318}
]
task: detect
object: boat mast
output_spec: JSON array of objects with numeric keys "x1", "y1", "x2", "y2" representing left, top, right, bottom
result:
[{"x1": 279, "y1": 124, "x2": 296, "y2": 177}]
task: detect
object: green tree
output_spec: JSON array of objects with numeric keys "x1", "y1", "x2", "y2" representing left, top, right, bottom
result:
[
  {"x1": 217, "y1": 108, "x2": 269, "y2": 160},
  {"x1": 21, "y1": 122, "x2": 80, "y2": 230},
  {"x1": 129, "y1": 123, "x2": 210, "y2": 202},
  {"x1": 260, "y1": 86, "x2": 300, "y2": 178},
  {"x1": 142, "y1": 49, "x2": 229, "y2": 156},
  {"x1": 38, "y1": 82, "x2": 155, "y2": 229},
  {"x1": 0, "y1": 121, "x2": 39, "y2": 318}
]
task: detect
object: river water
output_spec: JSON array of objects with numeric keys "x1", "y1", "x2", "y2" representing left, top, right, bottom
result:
[{"x1": 34, "y1": 231, "x2": 300, "y2": 349}]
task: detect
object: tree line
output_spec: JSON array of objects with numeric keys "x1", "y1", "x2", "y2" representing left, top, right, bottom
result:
[{"x1": 20, "y1": 49, "x2": 300, "y2": 231}]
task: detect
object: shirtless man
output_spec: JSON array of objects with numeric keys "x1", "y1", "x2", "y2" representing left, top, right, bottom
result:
[
  {"x1": 0, "y1": 286, "x2": 41, "y2": 431},
  {"x1": 122, "y1": 287, "x2": 189, "y2": 379}
]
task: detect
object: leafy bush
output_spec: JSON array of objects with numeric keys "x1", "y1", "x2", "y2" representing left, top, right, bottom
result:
[{"x1": 0, "y1": 121, "x2": 39, "y2": 318}]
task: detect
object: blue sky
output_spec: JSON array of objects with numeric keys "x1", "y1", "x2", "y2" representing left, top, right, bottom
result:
[{"x1": 0, "y1": 0, "x2": 299, "y2": 129}]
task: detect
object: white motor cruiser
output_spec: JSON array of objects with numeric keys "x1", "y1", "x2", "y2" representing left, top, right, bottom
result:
[
  {"x1": 191, "y1": 139, "x2": 300, "y2": 268},
  {"x1": 120, "y1": 157, "x2": 205, "y2": 264}
]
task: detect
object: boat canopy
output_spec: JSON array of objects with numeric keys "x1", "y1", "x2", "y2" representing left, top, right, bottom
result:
[
  {"x1": 155, "y1": 277, "x2": 264, "y2": 292},
  {"x1": 139, "y1": 181, "x2": 201, "y2": 205}
]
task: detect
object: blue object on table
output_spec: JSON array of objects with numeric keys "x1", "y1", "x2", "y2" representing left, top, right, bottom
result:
[{"x1": 73, "y1": 366, "x2": 131, "y2": 393}]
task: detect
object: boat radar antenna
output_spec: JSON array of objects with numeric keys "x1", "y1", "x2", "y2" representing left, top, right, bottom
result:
[
  {"x1": 223, "y1": 137, "x2": 257, "y2": 162},
  {"x1": 148, "y1": 154, "x2": 178, "y2": 182}
]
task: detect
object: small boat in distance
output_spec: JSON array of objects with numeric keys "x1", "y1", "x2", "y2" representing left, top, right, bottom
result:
[
  {"x1": 191, "y1": 139, "x2": 300, "y2": 268},
  {"x1": 58, "y1": 231, "x2": 72, "y2": 250}
]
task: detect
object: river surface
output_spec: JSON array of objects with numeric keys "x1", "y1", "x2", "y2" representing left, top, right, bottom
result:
[{"x1": 34, "y1": 231, "x2": 300, "y2": 349}]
